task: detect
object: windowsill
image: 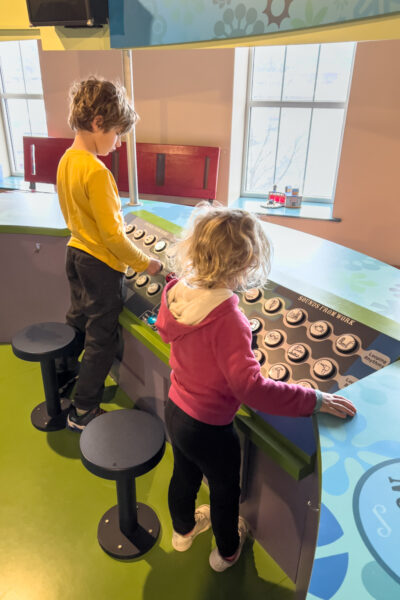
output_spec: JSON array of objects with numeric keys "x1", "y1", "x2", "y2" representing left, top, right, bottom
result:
[
  {"x1": 0, "y1": 176, "x2": 55, "y2": 193},
  {"x1": 233, "y1": 198, "x2": 340, "y2": 222}
]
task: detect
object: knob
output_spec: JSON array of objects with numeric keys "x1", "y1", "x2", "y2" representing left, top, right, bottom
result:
[
  {"x1": 154, "y1": 240, "x2": 167, "y2": 252},
  {"x1": 136, "y1": 275, "x2": 149, "y2": 287},
  {"x1": 125, "y1": 223, "x2": 135, "y2": 234},
  {"x1": 264, "y1": 297, "x2": 282, "y2": 313},
  {"x1": 133, "y1": 229, "x2": 145, "y2": 239},
  {"x1": 244, "y1": 289, "x2": 262, "y2": 303}
]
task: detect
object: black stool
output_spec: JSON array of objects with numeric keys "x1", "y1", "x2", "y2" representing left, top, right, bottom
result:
[
  {"x1": 11, "y1": 322, "x2": 76, "y2": 431},
  {"x1": 80, "y1": 408, "x2": 165, "y2": 559}
]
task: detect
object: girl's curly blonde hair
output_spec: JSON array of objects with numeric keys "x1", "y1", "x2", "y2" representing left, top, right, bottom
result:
[
  {"x1": 169, "y1": 203, "x2": 272, "y2": 291},
  {"x1": 68, "y1": 76, "x2": 138, "y2": 134}
]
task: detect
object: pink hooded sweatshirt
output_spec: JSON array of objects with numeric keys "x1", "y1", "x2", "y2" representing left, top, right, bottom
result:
[{"x1": 156, "y1": 279, "x2": 318, "y2": 426}]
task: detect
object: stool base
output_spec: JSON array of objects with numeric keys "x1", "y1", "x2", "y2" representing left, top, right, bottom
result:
[
  {"x1": 97, "y1": 502, "x2": 160, "y2": 559},
  {"x1": 30, "y1": 398, "x2": 72, "y2": 431}
]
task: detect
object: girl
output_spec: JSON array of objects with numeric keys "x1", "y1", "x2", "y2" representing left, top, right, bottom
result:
[{"x1": 156, "y1": 205, "x2": 356, "y2": 572}]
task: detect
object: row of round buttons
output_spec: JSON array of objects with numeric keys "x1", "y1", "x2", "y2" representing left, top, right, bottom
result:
[
  {"x1": 253, "y1": 348, "x2": 337, "y2": 382},
  {"x1": 125, "y1": 271, "x2": 162, "y2": 295},
  {"x1": 249, "y1": 318, "x2": 358, "y2": 354},
  {"x1": 124, "y1": 223, "x2": 168, "y2": 252}
]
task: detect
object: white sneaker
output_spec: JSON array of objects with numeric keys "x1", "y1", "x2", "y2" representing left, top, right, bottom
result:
[
  {"x1": 172, "y1": 504, "x2": 211, "y2": 552},
  {"x1": 209, "y1": 516, "x2": 248, "y2": 572}
]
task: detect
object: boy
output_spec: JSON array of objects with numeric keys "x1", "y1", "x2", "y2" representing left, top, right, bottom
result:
[{"x1": 57, "y1": 76, "x2": 162, "y2": 431}]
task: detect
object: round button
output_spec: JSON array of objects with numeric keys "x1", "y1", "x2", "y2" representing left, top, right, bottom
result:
[
  {"x1": 244, "y1": 289, "x2": 262, "y2": 303},
  {"x1": 309, "y1": 320, "x2": 331, "y2": 338},
  {"x1": 154, "y1": 240, "x2": 167, "y2": 253},
  {"x1": 125, "y1": 267, "x2": 136, "y2": 279},
  {"x1": 147, "y1": 283, "x2": 161, "y2": 296},
  {"x1": 297, "y1": 380, "x2": 316, "y2": 389},
  {"x1": 287, "y1": 343, "x2": 308, "y2": 362},
  {"x1": 249, "y1": 318, "x2": 262, "y2": 334},
  {"x1": 268, "y1": 364, "x2": 288, "y2": 381},
  {"x1": 136, "y1": 275, "x2": 149, "y2": 287},
  {"x1": 147, "y1": 315, "x2": 157, "y2": 326},
  {"x1": 335, "y1": 334, "x2": 357, "y2": 354},
  {"x1": 264, "y1": 330, "x2": 283, "y2": 347},
  {"x1": 133, "y1": 229, "x2": 145, "y2": 240},
  {"x1": 313, "y1": 359, "x2": 335, "y2": 379},
  {"x1": 253, "y1": 349, "x2": 265, "y2": 365},
  {"x1": 144, "y1": 234, "x2": 156, "y2": 246},
  {"x1": 264, "y1": 297, "x2": 282, "y2": 313},
  {"x1": 286, "y1": 308, "x2": 306, "y2": 325},
  {"x1": 125, "y1": 223, "x2": 135, "y2": 234}
]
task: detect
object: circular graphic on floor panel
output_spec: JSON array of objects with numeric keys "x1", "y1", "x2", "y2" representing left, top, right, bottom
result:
[{"x1": 353, "y1": 458, "x2": 400, "y2": 585}]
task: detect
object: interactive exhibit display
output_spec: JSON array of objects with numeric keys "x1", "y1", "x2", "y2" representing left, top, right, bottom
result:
[{"x1": 121, "y1": 210, "x2": 400, "y2": 600}]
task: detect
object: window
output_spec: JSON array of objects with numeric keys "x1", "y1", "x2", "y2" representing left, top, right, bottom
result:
[
  {"x1": 242, "y1": 42, "x2": 356, "y2": 202},
  {"x1": 0, "y1": 40, "x2": 47, "y2": 175}
]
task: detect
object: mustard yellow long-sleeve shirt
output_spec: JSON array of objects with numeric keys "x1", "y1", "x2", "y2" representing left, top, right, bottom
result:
[{"x1": 57, "y1": 148, "x2": 149, "y2": 273}]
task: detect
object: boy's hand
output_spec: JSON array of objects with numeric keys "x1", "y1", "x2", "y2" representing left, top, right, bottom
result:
[
  {"x1": 146, "y1": 258, "x2": 163, "y2": 275},
  {"x1": 319, "y1": 393, "x2": 357, "y2": 419}
]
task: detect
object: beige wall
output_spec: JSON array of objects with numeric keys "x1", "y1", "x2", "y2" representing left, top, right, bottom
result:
[
  {"x1": 40, "y1": 46, "x2": 234, "y2": 204},
  {"x1": 39, "y1": 40, "x2": 399, "y2": 265},
  {"x1": 39, "y1": 46, "x2": 124, "y2": 137}
]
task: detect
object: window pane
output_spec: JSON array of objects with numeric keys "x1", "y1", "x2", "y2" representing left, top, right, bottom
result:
[
  {"x1": 274, "y1": 108, "x2": 311, "y2": 191},
  {"x1": 245, "y1": 107, "x2": 279, "y2": 194},
  {"x1": 27, "y1": 99, "x2": 47, "y2": 135},
  {"x1": 20, "y1": 40, "x2": 43, "y2": 94},
  {"x1": 315, "y1": 43, "x2": 355, "y2": 102},
  {"x1": 0, "y1": 41, "x2": 24, "y2": 94},
  {"x1": 5, "y1": 99, "x2": 31, "y2": 172},
  {"x1": 252, "y1": 46, "x2": 285, "y2": 101},
  {"x1": 282, "y1": 45, "x2": 319, "y2": 102},
  {"x1": 303, "y1": 108, "x2": 345, "y2": 199}
]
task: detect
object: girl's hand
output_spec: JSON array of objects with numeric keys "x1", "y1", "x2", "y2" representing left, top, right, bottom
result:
[{"x1": 319, "y1": 393, "x2": 357, "y2": 419}]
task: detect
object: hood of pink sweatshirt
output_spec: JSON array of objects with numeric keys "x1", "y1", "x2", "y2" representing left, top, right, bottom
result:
[{"x1": 156, "y1": 279, "x2": 239, "y2": 343}]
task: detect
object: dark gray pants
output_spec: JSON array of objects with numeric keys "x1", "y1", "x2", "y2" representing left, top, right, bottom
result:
[{"x1": 65, "y1": 247, "x2": 123, "y2": 411}]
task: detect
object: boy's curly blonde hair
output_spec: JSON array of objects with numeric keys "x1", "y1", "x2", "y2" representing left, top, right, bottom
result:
[
  {"x1": 169, "y1": 204, "x2": 272, "y2": 291},
  {"x1": 68, "y1": 76, "x2": 138, "y2": 134}
]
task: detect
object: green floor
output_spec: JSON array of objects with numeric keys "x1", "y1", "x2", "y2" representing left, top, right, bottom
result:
[{"x1": 0, "y1": 344, "x2": 295, "y2": 600}]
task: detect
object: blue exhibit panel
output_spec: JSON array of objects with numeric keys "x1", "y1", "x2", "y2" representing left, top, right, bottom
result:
[{"x1": 308, "y1": 361, "x2": 400, "y2": 600}]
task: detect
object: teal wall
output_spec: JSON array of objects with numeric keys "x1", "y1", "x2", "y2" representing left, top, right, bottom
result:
[{"x1": 109, "y1": 0, "x2": 400, "y2": 48}]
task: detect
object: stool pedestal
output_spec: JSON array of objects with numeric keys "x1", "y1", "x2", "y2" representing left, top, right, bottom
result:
[
  {"x1": 12, "y1": 322, "x2": 76, "y2": 431},
  {"x1": 80, "y1": 409, "x2": 165, "y2": 559}
]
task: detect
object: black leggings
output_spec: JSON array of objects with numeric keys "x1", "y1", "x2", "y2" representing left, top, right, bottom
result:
[{"x1": 165, "y1": 398, "x2": 241, "y2": 557}]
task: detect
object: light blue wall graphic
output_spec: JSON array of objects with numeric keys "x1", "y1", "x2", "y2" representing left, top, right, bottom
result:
[{"x1": 109, "y1": 0, "x2": 400, "y2": 48}]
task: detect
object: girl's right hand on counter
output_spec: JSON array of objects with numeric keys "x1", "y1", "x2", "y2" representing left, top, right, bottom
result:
[{"x1": 319, "y1": 393, "x2": 357, "y2": 419}]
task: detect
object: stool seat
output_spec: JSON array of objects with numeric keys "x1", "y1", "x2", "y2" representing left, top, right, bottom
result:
[
  {"x1": 80, "y1": 409, "x2": 165, "y2": 480},
  {"x1": 80, "y1": 408, "x2": 166, "y2": 560},
  {"x1": 12, "y1": 322, "x2": 76, "y2": 362},
  {"x1": 12, "y1": 322, "x2": 76, "y2": 431}
]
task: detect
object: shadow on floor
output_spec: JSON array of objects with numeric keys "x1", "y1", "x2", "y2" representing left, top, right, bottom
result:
[{"x1": 142, "y1": 536, "x2": 294, "y2": 600}]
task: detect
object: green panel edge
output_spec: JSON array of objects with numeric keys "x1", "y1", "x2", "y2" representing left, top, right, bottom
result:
[
  {"x1": 0, "y1": 225, "x2": 70, "y2": 237},
  {"x1": 235, "y1": 407, "x2": 315, "y2": 481},
  {"x1": 119, "y1": 307, "x2": 170, "y2": 366},
  {"x1": 125, "y1": 209, "x2": 183, "y2": 235}
]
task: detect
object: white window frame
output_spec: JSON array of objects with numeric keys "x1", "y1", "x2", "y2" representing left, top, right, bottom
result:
[
  {"x1": 0, "y1": 41, "x2": 46, "y2": 176},
  {"x1": 241, "y1": 43, "x2": 356, "y2": 204}
]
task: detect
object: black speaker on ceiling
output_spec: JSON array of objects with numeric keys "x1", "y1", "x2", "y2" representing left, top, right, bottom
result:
[{"x1": 26, "y1": 0, "x2": 109, "y2": 27}]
